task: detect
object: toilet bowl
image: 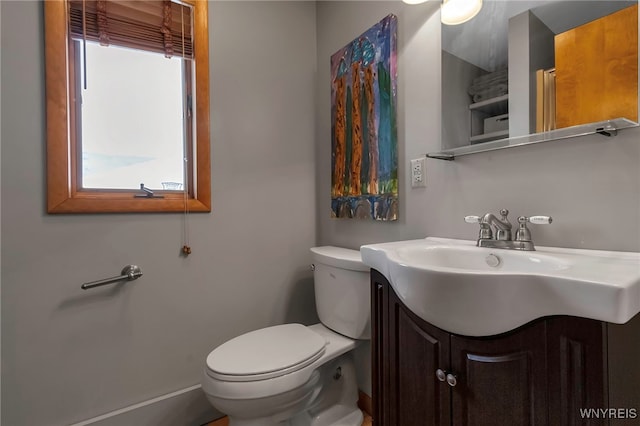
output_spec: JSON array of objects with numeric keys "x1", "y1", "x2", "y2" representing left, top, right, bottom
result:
[{"x1": 202, "y1": 246, "x2": 370, "y2": 426}]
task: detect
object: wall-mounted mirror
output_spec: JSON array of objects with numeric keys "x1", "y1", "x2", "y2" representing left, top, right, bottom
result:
[{"x1": 437, "y1": 0, "x2": 638, "y2": 157}]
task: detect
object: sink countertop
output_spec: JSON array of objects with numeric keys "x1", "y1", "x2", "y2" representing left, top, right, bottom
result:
[{"x1": 361, "y1": 237, "x2": 640, "y2": 336}]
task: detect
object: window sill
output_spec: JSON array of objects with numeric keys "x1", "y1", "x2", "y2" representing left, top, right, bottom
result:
[{"x1": 47, "y1": 191, "x2": 210, "y2": 214}]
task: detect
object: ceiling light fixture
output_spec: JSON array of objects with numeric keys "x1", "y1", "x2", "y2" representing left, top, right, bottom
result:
[{"x1": 441, "y1": 0, "x2": 483, "y2": 25}]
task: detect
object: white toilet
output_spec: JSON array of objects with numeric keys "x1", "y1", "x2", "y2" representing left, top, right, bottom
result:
[{"x1": 202, "y1": 246, "x2": 370, "y2": 426}]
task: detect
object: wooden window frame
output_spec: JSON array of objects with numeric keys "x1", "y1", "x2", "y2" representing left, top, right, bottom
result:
[{"x1": 45, "y1": 0, "x2": 210, "y2": 214}]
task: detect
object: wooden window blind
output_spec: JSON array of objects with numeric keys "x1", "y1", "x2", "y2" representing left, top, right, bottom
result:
[{"x1": 68, "y1": 0, "x2": 193, "y2": 58}]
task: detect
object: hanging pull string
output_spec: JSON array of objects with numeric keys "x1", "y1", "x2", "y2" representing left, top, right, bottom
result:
[{"x1": 181, "y1": 4, "x2": 191, "y2": 257}]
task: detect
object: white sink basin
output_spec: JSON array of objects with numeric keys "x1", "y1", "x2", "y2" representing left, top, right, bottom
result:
[
  {"x1": 394, "y1": 245, "x2": 571, "y2": 273},
  {"x1": 360, "y1": 237, "x2": 640, "y2": 336}
]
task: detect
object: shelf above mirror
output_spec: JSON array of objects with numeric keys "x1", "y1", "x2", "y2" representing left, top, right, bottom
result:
[{"x1": 427, "y1": 118, "x2": 639, "y2": 161}]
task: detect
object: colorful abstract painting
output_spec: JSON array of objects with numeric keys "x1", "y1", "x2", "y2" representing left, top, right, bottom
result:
[{"x1": 330, "y1": 14, "x2": 398, "y2": 221}]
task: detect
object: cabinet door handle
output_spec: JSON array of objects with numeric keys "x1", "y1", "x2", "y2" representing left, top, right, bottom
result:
[
  {"x1": 446, "y1": 373, "x2": 457, "y2": 387},
  {"x1": 435, "y1": 369, "x2": 447, "y2": 382}
]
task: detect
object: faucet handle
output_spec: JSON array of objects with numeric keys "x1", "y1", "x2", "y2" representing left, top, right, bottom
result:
[
  {"x1": 465, "y1": 215, "x2": 492, "y2": 239},
  {"x1": 515, "y1": 216, "x2": 552, "y2": 242},
  {"x1": 464, "y1": 215, "x2": 481, "y2": 223},
  {"x1": 529, "y1": 216, "x2": 552, "y2": 225}
]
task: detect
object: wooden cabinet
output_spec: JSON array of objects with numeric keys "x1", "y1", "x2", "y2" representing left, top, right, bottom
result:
[
  {"x1": 546, "y1": 317, "x2": 608, "y2": 425},
  {"x1": 371, "y1": 270, "x2": 637, "y2": 426},
  {"x1": 450, "y1": 322, "x2": 548, "y2": 426},
  {"x1": 376, "y1": 277, "x2": 450, "y2": 426},
  {"x1": 554, "y1": 4, "x2": 638, "y2": 128}
]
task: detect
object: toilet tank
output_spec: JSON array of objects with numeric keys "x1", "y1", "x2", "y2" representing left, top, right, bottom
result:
[{"x1": 310, "y1": 246, "x2": 370, "y2": 340}]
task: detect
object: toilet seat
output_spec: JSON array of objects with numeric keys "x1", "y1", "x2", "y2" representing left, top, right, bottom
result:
[{"x1": 206, "y1": 323, "x2": 326, "y2": 382}]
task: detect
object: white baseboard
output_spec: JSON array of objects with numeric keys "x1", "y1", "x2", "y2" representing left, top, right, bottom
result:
[{"x1": 70, "y1": 384, "x2": 220, "y2": 426}]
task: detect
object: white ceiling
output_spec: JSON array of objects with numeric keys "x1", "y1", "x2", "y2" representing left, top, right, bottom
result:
[{"x1": 442, "y1": 0, "x2": 637, "y2": 72}]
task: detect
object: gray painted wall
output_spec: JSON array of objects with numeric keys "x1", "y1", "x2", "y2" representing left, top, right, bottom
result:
[
  {"x1": 1, "y1": 1, "x2": 317, "y2": 425},
  {"x1": 508, "y1": 10, "x2": 555, "y2": 136},
  {"x1": 316, "y1": 1, "x2": 640, "y2": 253},
  {"x1": 441, "y1": 50, "x2": 485, "y2": 149}
]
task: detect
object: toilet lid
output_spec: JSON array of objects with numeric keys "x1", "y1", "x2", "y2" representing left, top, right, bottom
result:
[{"x1": 206, "y1": 324, "x2": 326, "y2": 382}]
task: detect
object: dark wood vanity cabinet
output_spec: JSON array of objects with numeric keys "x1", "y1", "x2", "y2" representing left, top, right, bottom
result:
[
  {"x1": 371, "y1": 269, "x2": 639, "y2": 426},
  {"x1": 373, "y1": 275, "x2": 451, "y2": 426},
  {"x1": 449, "y1": 320, "x2": 549, "y2": 425}
]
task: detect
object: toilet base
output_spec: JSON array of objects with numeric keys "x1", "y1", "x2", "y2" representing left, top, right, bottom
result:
[
  {"x1": 228, "y1": 403, "x2": 363, "y2": 426},
  {"x1": 290, "y1": 404, "x2": 363, "y2": 426},
  {"x1": 224, "y1": 353, "x2": 362, "y2": 426},
  {"x1": 228, "y1": 406, "x2": 362, "y2": 426}
]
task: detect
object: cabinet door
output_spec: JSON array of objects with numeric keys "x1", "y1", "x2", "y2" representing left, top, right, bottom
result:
[
  {"x1": 450, "y1": 321, "x2": 548, "y2": 426},
  {"x1": 371, "y1": 270, "x2": 388, "y2": 426},
  {"x1": 387, "y1": 281, "x2": 451, "y2": 426},
  {"x1": 547, "y1": 317, "x2": 607, "y2": 426},
  {"x1": 554, "y1": 4, "x2": 638, "y2": 128}
]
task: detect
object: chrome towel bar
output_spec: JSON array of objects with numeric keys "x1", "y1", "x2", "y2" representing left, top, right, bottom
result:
[{"x1": 81, "y1": 265, "x2": 143, "y2": 290}]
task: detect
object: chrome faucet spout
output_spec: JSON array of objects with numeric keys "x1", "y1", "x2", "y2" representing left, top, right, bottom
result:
[{"x1": 481, "y1": 209, "x2": 512, "y2": 241}]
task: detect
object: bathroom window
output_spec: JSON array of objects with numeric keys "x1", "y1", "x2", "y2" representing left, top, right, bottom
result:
[{"x1": 45, "y1": 0, "x2": 210, "y2": 213}]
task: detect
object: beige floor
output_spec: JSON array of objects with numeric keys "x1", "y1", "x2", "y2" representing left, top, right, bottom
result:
[
  {"x1": 362, "y1": 413, "x2": 373, "y2": 426},
  {"x1": 207, "y1": 412, "x2": 372, "y2": 426}
]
